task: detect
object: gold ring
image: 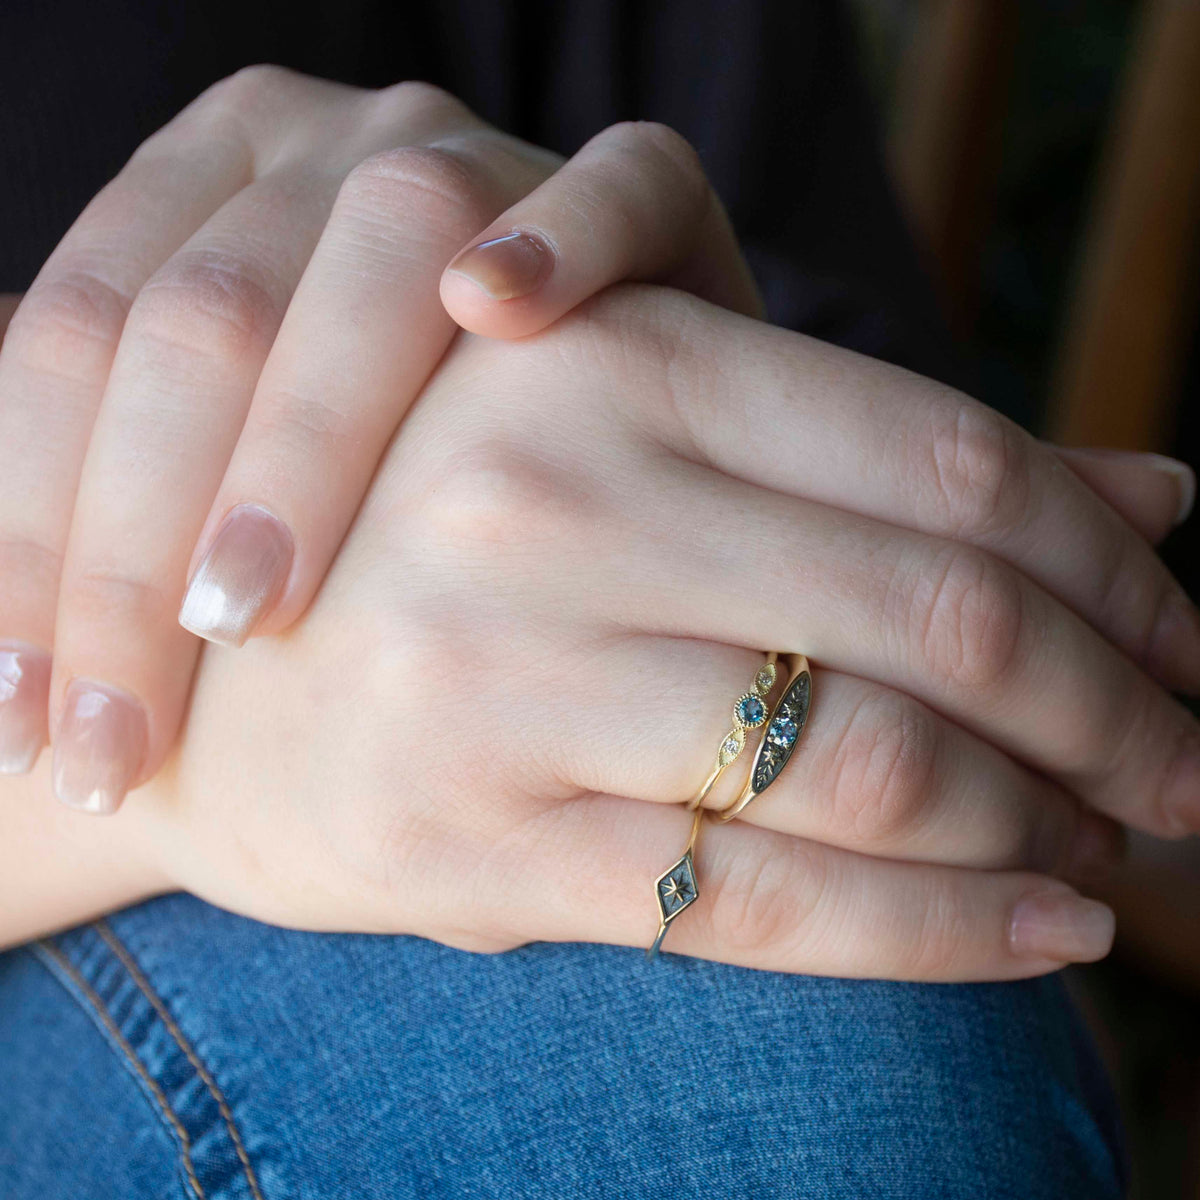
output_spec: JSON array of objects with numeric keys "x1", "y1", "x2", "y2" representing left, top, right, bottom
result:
[
  {"x1": 647, "y1": 653, "x2": 810, "y2": 959},
  {"x1": 715, "y1": 656, "x2": 811, "y2": 822}
]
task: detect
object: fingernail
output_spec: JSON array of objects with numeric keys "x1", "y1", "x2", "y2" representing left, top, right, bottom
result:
[
  {"x1": 1009, "y1": 890, "x2": 1115, "y2": 962},
  {"x1": 446, "y1": 231, "x2": 554, "y2": 301},
  {"x1": 0, "y1": 641, "x2": 51, "y2": 774},
  {"x1": 52, "y1": 679, "x2": 147, "y2": 814},
  {"x1": 1143, "y1": 453, "x2": 1196, "y2": 527},
  {"x1": 1161, "y1": 736, "x2": 1200, "y2": 836},
  {"x1": 179, "y1": 504, "x2": 293, "y2": 648}
]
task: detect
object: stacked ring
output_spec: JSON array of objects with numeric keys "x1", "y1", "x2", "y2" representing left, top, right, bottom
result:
[
  {"x1": 716, "y1": 656, "x2": 811, "y2": 822},
  {"x1": 646, "y1": 653, "x2": 813, "y2": 959}
]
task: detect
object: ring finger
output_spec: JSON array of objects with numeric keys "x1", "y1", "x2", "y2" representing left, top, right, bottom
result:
[{"x1": 554, "y1": 635, "x2": 1116, "y2": 877}]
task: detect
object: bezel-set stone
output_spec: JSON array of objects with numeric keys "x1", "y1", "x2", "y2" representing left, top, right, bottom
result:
[
  {"x1": 718, "y1": 728, "x2": 746, "y2": 765},
  {"x1": 733, "y1": 693, "x2": 768, "y2": 728},
  {"x1": 753, "y1": 663, "x2": 777, "y2": 696}
]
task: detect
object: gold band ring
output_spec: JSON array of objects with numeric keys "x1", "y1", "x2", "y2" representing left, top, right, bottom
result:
[{"x1": 646, "y1": 652, "x2": 812, "y2": 959}]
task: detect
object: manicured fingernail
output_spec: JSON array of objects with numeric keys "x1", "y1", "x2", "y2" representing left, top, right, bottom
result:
[
  {"x1": 1161, "y1": 736, "x2": 1200, "y2": 836},
  {"x1": 0, "y1": 641, "x2": 51, "y2": 774},
  {"x1": 1143, "y1": 453, "x2": 1196, "y2": 527},
  {"x1": 52, "y1": 680, "x2": 147, "y2": 814},
  {"x1": 179, "y1": 504, "x2": 293, "y2": 648},
  {"x1": 446, "y1": 231, "x2": 553, "y2": 301},
  {"x1": 1009, "y1": 891, "x2": 1115, "y2": 962}
]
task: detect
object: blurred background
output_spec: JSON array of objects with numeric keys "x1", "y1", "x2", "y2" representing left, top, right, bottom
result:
[{"x1": 847, "y1": 2, "x2": 1199, "y2": 1196}]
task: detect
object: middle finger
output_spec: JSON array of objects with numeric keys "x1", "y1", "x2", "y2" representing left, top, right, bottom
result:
[{"x1": 566, "y1": 459, "x2": 1200, "y2": 840}]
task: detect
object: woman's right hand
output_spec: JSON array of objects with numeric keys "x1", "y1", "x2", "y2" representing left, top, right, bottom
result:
[
  {"x1": 26, "y1": 280, "x2": 1194, "y2": 980},
  {"x1": 0, "y1": 67, "x2": 760, "y2": 812}
]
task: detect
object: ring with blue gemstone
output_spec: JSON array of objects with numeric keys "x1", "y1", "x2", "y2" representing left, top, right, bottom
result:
[
  {"x1": 648, "y1": 653, "x2": 807, "y2": 959},
  {"x1": 716, "y1": 655, "x2": 812, "y2": 823}
]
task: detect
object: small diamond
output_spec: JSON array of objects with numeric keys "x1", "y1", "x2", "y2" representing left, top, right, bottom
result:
[
  {"x1": 721, "y1": 734, "x2": 743, "y2": 761},
  {"x1": 754, "y1": 664, "x2": 777, "y2": 695},
  {"x1": 735, "y1": 695, "x2": 767, "y2": 728}
]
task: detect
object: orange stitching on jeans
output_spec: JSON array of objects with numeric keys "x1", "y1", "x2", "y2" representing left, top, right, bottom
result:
[
  {"x1": 94, "y1": 920, "x2": 267, "y2": 1200},
  {"x1": 35, "y1": 939, "x2": 206, "y2": 1200}
]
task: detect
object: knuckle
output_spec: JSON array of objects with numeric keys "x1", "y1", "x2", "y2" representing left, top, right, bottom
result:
[
  {"x1": 0, "y1": 533, "x2": 63, "y2": 598},
  {"x1": 606, "y1": 120, "x2": 702, "y2": 170},
  {"x1": 904, "y1": 877, "x2": 971, "y2": 978},
  {"x1": 133, "y1": 252, "x2": 282, "y2": 360},
  {"x1": 252, "y1": 387, "x2": 358, "y2": 460},
  {"x1": 708, "y1": 842, "x2": 824, "y2": 957},
  {"x1": 421, "y1": 439, "x2": 591, "y2": 551},
  {"x1": 597, "y1": 120, "x2": 709, "y2": 228},
  {"x1": 65, "y1": 563, "x2": 173, "y2": 630},
  {"x1": 339, "y1": 145, "x2": 483, "y2": 234},
  {"x1": 1085, "y1": 667, "x2": 1170, "y2": 798},
  {"x1": 924, "y1": 401, "x2": 1033, "y2": 539},
  {"x1": 828, "y1": 691, "x2": 940, "y2": 845},
  {"x1": 206, "y1": 63, "x2": 299, "y2": 111},
  {"x1": 376, "y1": 79, "x2": 465, "y2": 124},
  {"x1": 572, "y1": 284, "x2": 704, "y2": 397},
  {"x1": 910, "y1": 546, "x2": 1025, "y2": 692},
  {"x1": 8, "y1": 270, "x2": 131, "y2": 378}
]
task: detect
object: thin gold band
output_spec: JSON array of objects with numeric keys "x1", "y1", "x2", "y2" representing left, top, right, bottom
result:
[
  {"x1": 647, "y1": 652, "x2": 815, "y2": 959},
  {"x1": 686, "y1": 652, "x2": 779, "y2": 811}
]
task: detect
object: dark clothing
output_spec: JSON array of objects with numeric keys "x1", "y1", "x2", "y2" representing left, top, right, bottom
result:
[{"x1": 1, "y1": 0, "x2": 962, "y2": 388}]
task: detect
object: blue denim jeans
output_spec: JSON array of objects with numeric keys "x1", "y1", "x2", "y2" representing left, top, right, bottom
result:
[{"x1": 0, "y1": 893, "x2": 1124, "y2": 1198}]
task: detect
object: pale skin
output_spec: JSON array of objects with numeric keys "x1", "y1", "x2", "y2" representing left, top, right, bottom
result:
[{"x1": 1, "y1": 71, "x2": 1198, "y2": 978}]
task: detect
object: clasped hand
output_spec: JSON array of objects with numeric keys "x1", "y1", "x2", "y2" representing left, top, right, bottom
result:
[{"x1": 2, "y1": 68, "x2": 1198, "y2": 979}]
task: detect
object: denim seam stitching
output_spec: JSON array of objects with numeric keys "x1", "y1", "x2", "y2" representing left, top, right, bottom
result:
[
  {"x1": 94, "y1": 919, "x2": 267, "y2": 1200},
  {"x1": 33, "y1": 938, "x2": 206, "y2": 1200}
]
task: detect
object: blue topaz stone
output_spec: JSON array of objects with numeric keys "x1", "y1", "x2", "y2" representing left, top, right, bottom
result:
[
  {"x1": 767, "y1": 716, "x2": 798, "y2": 747},
  {"x1": 735, "y1": 694, "x2": 767, "y2": 728}
]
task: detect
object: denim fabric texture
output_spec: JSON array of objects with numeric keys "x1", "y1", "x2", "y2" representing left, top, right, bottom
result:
[{"x1": 0, "y1": 892, "x2": 1124, "y2": 1199}]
